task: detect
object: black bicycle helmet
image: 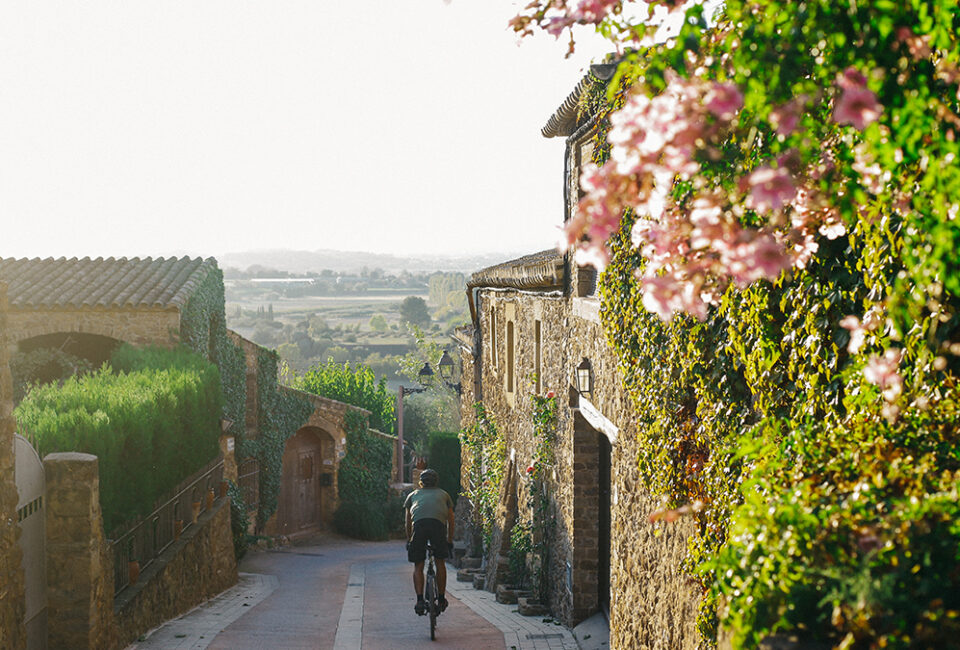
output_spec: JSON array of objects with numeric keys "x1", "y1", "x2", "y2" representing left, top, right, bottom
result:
[{"x1": 419, "y1": 468, "x2": 439, "y2": 487}]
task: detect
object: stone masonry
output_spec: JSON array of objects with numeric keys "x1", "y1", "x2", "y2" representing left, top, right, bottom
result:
[
  {"x1": 114, "y1": 498, "x2": 237, "y2": 648},
  {"x1": 0, "y1": 282, "x2": 27, "y2": 649},
  {"x1": 44, "y1": 452, "x2": 116, "y2": 650},
  {"x1": 460, "y1": 285, "x2": 700, "y2": 648}
]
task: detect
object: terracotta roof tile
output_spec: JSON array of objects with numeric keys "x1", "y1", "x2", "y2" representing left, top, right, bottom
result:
[
  {"x1": 468, "y1": 249, "x2": 565, "y2": 290},
  {"x1": 0, "y1": 256, "x2": 217, "y2": 310}
]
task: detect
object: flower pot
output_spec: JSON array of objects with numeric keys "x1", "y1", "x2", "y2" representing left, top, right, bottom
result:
[
  {"x1": 206, "y1": 488, "x2": 215, "y2": 510},
  {"x1": 192, "y1": 501, "x2": 202, "y2": 523},
  {"x1": 219, "y1": 480, "x2": 228, "y2": 498},
  {"x1": 128, "y1": 560, "x2": 140, "y2": 585},
  {"x1": 174, "y1": 519, "x2": 184, "y2": 540}
]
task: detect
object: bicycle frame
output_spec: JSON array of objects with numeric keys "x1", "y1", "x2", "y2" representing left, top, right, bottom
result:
[{"x1": 425, "y1": 542, "x2": 439, "y2": 640}]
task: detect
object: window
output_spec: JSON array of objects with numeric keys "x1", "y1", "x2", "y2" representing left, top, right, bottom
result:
[
  {"x1": 506, "y1": 320, "x2": 515, "y2": 393},
  {"x1": 535, "y1": 320, "x2": 542, "y2": 394},
  {"x1": 490, "y1": 308, "x2": 498, "y2": 367}
]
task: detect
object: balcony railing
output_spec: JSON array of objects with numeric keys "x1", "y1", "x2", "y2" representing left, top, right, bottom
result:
[{"x1": 109, "y1": 456, "x2": 225, "y2": 596}]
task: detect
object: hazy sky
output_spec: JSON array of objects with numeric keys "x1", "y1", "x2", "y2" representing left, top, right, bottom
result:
[{"x1": 1, "y1": 1, "x2": 616, "y2": 260}]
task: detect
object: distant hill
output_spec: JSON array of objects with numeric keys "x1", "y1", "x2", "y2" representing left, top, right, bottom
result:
[{"x1": 216, "y1": 249, "x2": 524, "y2": 276}]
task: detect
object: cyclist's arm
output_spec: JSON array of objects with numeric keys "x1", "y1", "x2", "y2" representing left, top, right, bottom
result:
[
  {"x1": 446, "y1": 506, "x2": 455, "y2": 544},
  {"x1": 405, "y1": 508, "x2": 413, "y2": 541}
]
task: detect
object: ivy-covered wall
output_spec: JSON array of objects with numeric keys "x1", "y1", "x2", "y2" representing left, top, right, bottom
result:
[
  {"x1": 247, "y1": 348, "x2": 313, "y2": 531},
  {"x1": 179, "y1": 263, "x2": 246, "y2": 443}
]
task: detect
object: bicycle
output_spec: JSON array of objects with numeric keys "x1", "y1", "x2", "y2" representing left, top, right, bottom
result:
[{"x1": 424, "y1": 540, "x2": 440, "y2": 640}]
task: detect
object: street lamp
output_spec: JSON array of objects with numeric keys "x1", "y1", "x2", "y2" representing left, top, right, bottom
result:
[{"x1": 438, "y1": 350, "x2": 455, "y2": 380}]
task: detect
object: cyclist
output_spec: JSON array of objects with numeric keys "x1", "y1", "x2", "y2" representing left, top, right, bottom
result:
[{"x1": 404, "y1": 468, "x2": 455, "y2": 616}]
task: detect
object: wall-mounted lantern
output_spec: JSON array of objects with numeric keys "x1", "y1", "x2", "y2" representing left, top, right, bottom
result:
[
  {"x1": 417, "y1": 361, "x2": 434, "y2": 385},
  {"x1": 438, "y1": 350, "x2": 455, "y2": 380},
  {"x1": 576, "y1": 358, "x2": 593, "y2": 397}
]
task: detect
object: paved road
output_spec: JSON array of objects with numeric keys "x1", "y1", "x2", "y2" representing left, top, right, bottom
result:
[{"x1": 129, "y1": 533, "x2": 578, "y2": 650}]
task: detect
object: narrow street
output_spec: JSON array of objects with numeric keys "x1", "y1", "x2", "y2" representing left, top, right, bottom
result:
[{"x1": 129, "y1": 534, "x2": 579, "y2": 650}]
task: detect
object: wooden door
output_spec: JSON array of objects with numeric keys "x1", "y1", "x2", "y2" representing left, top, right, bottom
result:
[{"x1": 296, "y1": 448, "x2": 319, "y2": 530}]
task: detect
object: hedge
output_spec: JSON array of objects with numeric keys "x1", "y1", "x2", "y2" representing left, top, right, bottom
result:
[
  {"x1": 15, "y1": 345, "x2": 222, "y2": 533},
  {"x1": 427, "y1": 430, "x2": 461, "y2": 505}
]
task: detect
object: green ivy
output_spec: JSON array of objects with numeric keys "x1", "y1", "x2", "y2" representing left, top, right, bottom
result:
[
  {"x1": 179, "y1": 263, "x2": 247, "y2": 442},
  {"x1": 242, "y1": 348, "x2": 313, "y2": 531},
  {"x1": 460, "y1": 403, "x2": 507, "y2": 548},
  {"x1": 332, "y1": 409, "x2": 394, "y2": 540},
  {"x1": 594, "y1": 76, "x2": 960, "y2": 648}
]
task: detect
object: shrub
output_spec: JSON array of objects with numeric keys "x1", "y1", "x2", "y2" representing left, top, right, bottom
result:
[
  {"x1": 332, "y1": 499, "x2": 388, "y2": 540},
  {"x1": 331, "y1": 410, "x2": 394, "y2": 541},
  {"x1": 427, "y1": 431, "x2": 461, "y2": 505},
  {"x1": 294, "y1": 360, "x2": 395, "y2": 433},
  {"x1": 15, "y1": 345, "x2": 222, "y2": 532}
]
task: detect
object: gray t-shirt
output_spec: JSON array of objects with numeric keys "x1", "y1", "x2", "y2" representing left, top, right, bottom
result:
[{"x1": 404, "y1": 487, "x2": 453, "y2": 524}]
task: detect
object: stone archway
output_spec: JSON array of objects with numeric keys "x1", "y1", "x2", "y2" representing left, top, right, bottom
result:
[{"x1": 273, "y1": 427, "x2": 337, "y2": 536}]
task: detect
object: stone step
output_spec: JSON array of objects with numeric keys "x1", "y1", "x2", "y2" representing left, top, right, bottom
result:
[
  {"x1": 495, "y1": 584, "x2": 532, "y2": 605},
  {"x1": 456, "y1": 568, "x2": 482, "y2": 583},
  {"x1": 517, "y1": 597, "x2": 550, "y2": 617},
  {"x1": 460, "y1": 556, "x2": 482, "y2": 570}
]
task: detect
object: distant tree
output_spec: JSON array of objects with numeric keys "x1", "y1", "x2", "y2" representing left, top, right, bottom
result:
[
  {"x1": 369, "y1": 314, "x2": 388, "y2": 332},
  {"x1": 399, "y1": 296, "x2": 430, "y2": 328},
  {"x1": 276, "y1": 342, "x2": 302, "y2": 365}
]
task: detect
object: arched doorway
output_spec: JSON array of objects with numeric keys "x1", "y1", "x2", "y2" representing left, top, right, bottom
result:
[{"x1": 274, "y1": 427, "x2": 337, "y2": 535}]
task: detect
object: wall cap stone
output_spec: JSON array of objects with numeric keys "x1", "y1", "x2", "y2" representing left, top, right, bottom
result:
[{"x1": 44, "y1": 452, "x2": 97, "y2": 463}]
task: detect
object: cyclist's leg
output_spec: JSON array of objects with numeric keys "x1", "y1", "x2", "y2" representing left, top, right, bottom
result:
[{"x1": 413, "y1": 561, "x2": 425, "y2": 596}]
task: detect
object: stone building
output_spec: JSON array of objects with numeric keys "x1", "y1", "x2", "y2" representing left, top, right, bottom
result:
[
  {"x1": 457, "y1": 68, "x2": 700, "y2": 649},
  {"x1": 0, "y1": 282, "x2": 27, "y2": 649},
  {"x1": 0, "y1": 255, "x2": 220, "y2": 361}
]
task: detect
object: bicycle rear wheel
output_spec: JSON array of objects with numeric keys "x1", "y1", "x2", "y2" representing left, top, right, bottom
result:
[{"x1": 425, "y1": 572, "x2": 437, "y2": 640}]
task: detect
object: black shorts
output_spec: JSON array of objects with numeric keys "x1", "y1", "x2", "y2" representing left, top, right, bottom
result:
[{"x1": 407, "y1": 518, "x2": 449, "y2": 563}]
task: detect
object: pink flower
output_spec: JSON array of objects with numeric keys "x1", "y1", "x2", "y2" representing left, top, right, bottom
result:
[
  {"x1": 769, "y1": 100, "x2": 801, "y2": 137},
  {"x1": 704, "y1": 82, "x2": 743, "y2": 122},
  {"x1": 526, "y1": 465, "x2": 535, "y2": 474},
  {"x1": 745, "y1": 166, "x2": 797, "y2": 213},
  {"x1": 545, "y1": 390, "x2": 556, "y2": 399},
  {"x1": 834, "y1": 68, "x2": 882, "y2": 130},
  {"x1": 840, "y1": 315, "x2": 866, "y2": 354},
  {"x1": 863, "y1": 348, "x2": 904, "y2": 402}
]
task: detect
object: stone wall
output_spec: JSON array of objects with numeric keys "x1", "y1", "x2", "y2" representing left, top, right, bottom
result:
[
  {"x1": 7, "y1": 307, "x2": 181, "y2": 347},
  {"x1": 44, "y1": 452, "x2": 116, "y2": 650},
  {"x1": 460, "y1": 288, "x2": 700, "y2": 647},
  {"x1": 0, "y1": 282, "x2": 27, "y2": 649},
  {"x1": 114, "y1": 498, "x2": 237, "y2": 648}
]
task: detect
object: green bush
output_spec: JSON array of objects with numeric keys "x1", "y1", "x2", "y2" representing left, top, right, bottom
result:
[
  {"x1": 14, "y1": 345, "x2": 222, "y2": 532},
  {"x1": 427, "y1": 431, "x2": 461, "y2": 505},
  {"x1": 332, "y1": 499, "x2": 388, "y2": 540},
  {"x1": 294, "y1": 360, "x2": 396, "y2": 433},
  {"x1": 332, "y1": 410, "x2": 394, "y2": 540}
]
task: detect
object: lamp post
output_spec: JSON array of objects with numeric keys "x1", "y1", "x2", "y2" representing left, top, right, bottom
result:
[{"x1": 396, "y1": 364, "x2": 432, "y2": 483}]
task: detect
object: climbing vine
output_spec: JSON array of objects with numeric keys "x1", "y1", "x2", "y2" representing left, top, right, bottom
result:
[
  {"x1": 242, "y1": 348, "x2": 313, "y2": 531},
  {"x1": 459, "y1": 403, "x2": 507, "y2": 547},
  {"x1": 599, "y1": 128, "x2": 960, "y2": 647},
  {"x1": 179, "y1": 263, "x2": 246, "y2": 442},
  {"x1": 332, "y1": 409, "x2": 395, "y2": 540},
  {"x1": 522, "y1": 391, "x2": 560, "y2": 599}
]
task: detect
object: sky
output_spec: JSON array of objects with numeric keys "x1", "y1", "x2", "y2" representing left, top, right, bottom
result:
[{"x1": 0, "y1": 1, "x2": 617, "y2": 261}]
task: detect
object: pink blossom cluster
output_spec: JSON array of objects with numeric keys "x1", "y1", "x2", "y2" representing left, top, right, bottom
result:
[
  {"x1": 509, "y1": 0, "x2": 622, "y2": 38},
  {"x1": 833, "y1": 67, "x2": 882, "y2": 131},
  {"x1": 863, "y1": 348, "x2": 904, "y2": 403}
]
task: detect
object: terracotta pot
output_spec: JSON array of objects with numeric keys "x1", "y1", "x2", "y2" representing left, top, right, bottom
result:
[
  {"x1": 129, "y1": 560, "x2": 140, "y2": 585},
  {"x1": 174, "y1": 519, "x2": 184, "y2": 540},
  {"x1": 219, "y1": 481, "x2": 228, "y2": 498},
  {"x1": 192, "y1": 501, "x2": 202, "y2": 523},
  {"x1": 206, "y1": 488, "x2": 214, "y2": 510}
]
